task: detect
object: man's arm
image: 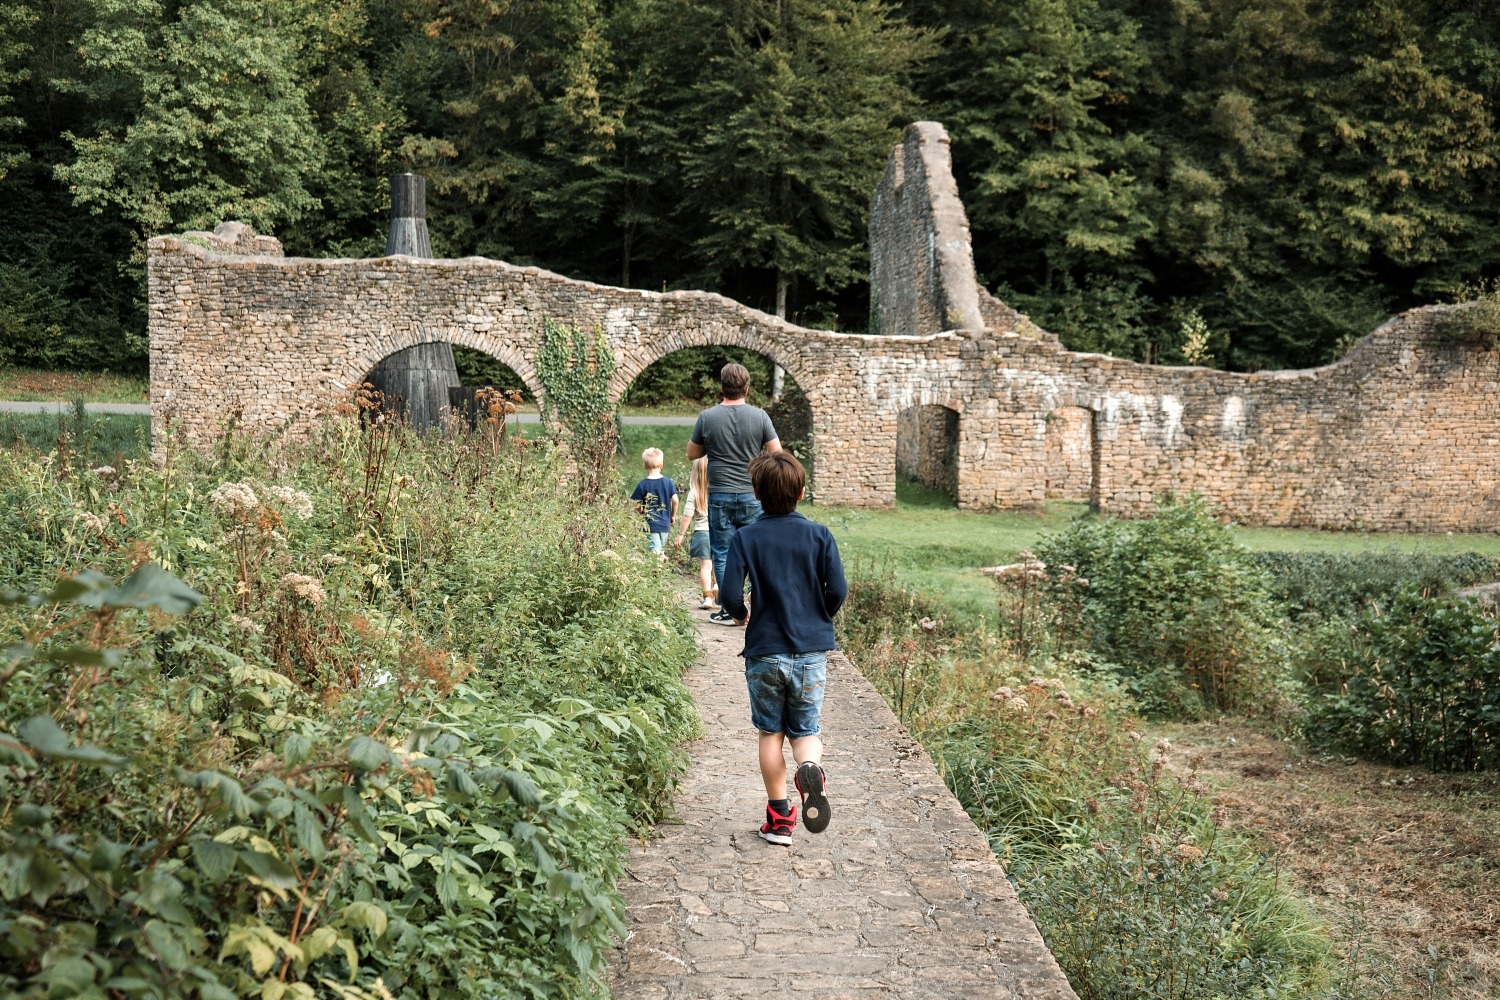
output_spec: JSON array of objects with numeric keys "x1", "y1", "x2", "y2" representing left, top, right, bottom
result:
[
  {"x1": 764, "y1": 437, "x2": 782, "y2": 454},
  {"x1": 687, "y1": 440, "x2": 705, "y2": 460}
]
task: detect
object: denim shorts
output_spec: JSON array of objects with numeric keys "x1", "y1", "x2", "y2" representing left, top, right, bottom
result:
[
  {"x1": 646, "y1": 531, "x2": 669, "y2": 554},
  {"x1": 689, "y1": 529, "x2": 710, "y2": 560},
  {"x1": 745, "y1": 652, "x2": 827, "y2": 739}
]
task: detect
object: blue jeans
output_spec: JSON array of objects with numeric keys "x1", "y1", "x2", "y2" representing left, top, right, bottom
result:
[
  {"x1": 745, "y1": 652, "x2": 828, "y2": 738},
  {"x1": 709, "y1": 492, "x2": 763, "y2": 586}
]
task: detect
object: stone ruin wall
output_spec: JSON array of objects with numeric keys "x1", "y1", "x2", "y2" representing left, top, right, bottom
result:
[
  {"x1": 866, "y1": 122, "x2": 1500, "y2": 532},
  {"x1": 146, "y1": 227, "x2": 975, "y2": 509},
  {"x1": 147, "y1": 125, "x2": 1500, "y2": 532}
]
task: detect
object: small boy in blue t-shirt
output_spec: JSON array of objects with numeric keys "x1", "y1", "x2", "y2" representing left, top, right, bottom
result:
[
  {"x1": 630, "y1": 447, "x2": 678, "y2": 559},
  {"x1": 721, "y1": 450, "x2": 847, "y2": 846}
]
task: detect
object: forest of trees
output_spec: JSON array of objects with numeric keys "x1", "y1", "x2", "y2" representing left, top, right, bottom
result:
[{"x1": 1, "y1": 0, "x2": 1496, "y2": 374}]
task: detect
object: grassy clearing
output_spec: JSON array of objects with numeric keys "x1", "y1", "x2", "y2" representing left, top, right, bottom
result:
[
  {"x1": 0, "y1": 409, "x2": 150, "y2": 465},
  {"x1": 0, "y1": 366, "x2": 149, "y2": 402}
]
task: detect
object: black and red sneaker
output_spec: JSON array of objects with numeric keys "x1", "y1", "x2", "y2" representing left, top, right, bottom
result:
[
  {"x1": 795, "y1": 762, "x2": 831, "y2": 834},
  {"x1": 757, "y1": 802, "x2": 797, "y2": 846}
]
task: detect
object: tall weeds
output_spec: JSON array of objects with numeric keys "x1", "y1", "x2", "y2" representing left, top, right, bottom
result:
[{"x1": 0, "y1": 393, "x2": 697, "y2": 999}]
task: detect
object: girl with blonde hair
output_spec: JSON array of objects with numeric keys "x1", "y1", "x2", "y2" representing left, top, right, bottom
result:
[{"x1": 674, "y1": 456, "x2": 718, "y2": 609}]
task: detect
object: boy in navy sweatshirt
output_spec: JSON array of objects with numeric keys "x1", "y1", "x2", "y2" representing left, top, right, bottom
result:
[{"x1": 720, "y1": 451, "x2": 847, "y2": 845}]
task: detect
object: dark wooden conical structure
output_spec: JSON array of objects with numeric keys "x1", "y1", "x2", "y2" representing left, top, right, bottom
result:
[{"x1": 365, "y1": 174, "x2": 459, "y2": 431}]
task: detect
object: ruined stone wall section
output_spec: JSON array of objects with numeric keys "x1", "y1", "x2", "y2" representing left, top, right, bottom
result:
[
  {"x1": 150, "y1": 233, "x2": 1500, "y2": 531},
  {"x1": 952, "y1": 311, "x2": 1500, "y2": 530},
  {"x1": 869, "y1": 122, "x2": 986, "y2": 339},
  {"x1": 146, "y1": 236, "x2": 973, "y2": 508}
]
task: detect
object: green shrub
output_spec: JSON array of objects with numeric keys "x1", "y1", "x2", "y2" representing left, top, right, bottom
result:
[
  {"x1": 0, "y1": 405, "x2": 698, "y2": 998},
  {"x1": 837, "y1": 571, "x2": 1337, "y2": 999},
  {"x1": 1303, "y1": 590, "x2": 1500, "y2": 771},
  {"x1": 1252, "y1": 550, "x2": 1500, "y2": 625},
  {"x1": 1034, "y1": 495, "x2": 1284, "y2": 716}
]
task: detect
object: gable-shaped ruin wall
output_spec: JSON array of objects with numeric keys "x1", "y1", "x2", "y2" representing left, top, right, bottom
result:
[{"x1": 148, "y1": 125, "x2": 1500, "y2": 531}]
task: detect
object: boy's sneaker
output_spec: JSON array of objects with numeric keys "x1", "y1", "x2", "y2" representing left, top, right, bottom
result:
[
  {"x1": 757, "y1": 802, "x2": 797, "y2": 846},
  {"x1": 795, "y1": 762, "x2": 831, "y2": 834},
  {"x1": 699, "y1": 597, "x2": 719, "y2": 610},
  {"x1": 708, "y1": 609, "x2": 738, "y2": 625}
]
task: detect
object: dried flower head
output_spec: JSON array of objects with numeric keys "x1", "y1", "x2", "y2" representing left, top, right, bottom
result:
[
  {"x1": 210, "y1": 481, "x2": 260, "y2": 517},
  {"x1": 280, "y1": 573, "x2": 326, "y2": 605},
  {"x1": 229, "y1": 614, "x2": 264, "y2": 634},
  {"x1": 265, "y1": 485, "x2": 314, "y2": 519}
]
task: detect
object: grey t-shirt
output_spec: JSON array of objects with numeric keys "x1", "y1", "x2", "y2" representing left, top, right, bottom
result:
[{"x1": 691, "y1": 403, "x2": 778, "y2": 495}]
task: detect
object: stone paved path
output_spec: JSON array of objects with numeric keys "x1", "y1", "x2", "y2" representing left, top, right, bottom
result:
[{"x1": 608, "y1": 605, "x2": 1079, "y2": 999}]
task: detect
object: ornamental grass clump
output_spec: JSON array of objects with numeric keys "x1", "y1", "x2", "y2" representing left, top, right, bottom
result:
[{"x1": 0, "y1": 389, "x2": 698, "y2": 999}]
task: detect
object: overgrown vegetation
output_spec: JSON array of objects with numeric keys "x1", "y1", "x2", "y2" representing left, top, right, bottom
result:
[
  {"x1": 0, "y1": 404, "x2": 148, "y2": 466},
  {"x1": 839, "y1": 577, "x2": 1336, "y2": 999},
  {"x1": 0, "y1": 393, "x2": 698, "y2": 998},
  {"x1": 836, "y1": 492, "x2": 1500, "y2": 998}
]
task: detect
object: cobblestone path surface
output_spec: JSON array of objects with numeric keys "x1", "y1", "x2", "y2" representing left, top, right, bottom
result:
[{"x1": 608, "y1": 606, "x2": 1079, "y2": 999}]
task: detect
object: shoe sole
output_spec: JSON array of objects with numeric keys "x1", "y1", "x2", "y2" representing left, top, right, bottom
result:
[
  {"x1": 796, "y1": 763, "x2": 831, "y2": 834},
  {"x1": 758, "y1": 828, "x2": 793, "y2": 846}
]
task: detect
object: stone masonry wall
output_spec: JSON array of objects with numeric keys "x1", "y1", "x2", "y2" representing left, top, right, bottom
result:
[
  {"x1": 149, "y1": 120, "x2": 1500, "y2": 531},
  {"x1": 147, "y1": 235, "x2": 972, "y2": 509},
  {"x1": 1043, "y1": 407, "x2": 1093, "y2": 501}
]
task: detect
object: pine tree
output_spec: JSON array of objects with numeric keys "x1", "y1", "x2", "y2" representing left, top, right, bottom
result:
[{"x1": 671, "y1": 0, "x2": 937, "y2": 322}]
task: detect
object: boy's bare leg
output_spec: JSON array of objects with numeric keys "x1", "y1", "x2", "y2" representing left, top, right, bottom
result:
[
  {"x1": 759, "y1": 732, "x2": 823, "y2": 800},
  {"x1": 758, "y1": 732, "x2": 788, "y2": 800},
  {"x1": 789, "y1": 734, "x2": 823, "y2": 768}
]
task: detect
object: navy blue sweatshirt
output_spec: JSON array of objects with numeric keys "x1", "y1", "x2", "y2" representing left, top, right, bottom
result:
[{"x1": 721, "y1": 512, "x2": 847, "y2": 658}]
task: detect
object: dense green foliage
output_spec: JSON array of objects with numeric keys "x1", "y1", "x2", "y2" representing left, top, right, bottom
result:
[
  {"x1": 838, "y1": 576, "x2": 1335, "y2": 999},
  {"x1": 3, "y1": 0, "x2": 1497, "y2": 373},
  {"x1": 1032, "y1": 495, "x2": 1284, "y2": 715},
  {"x1": 0, "y1": 406, "x2": 698, "y2": 997},
  {"x1": 1301, "y1": 592, "x2": 1500, "y2": 772},
  {"x1": 1253, "y1": 550, "x2": 1500, "y2": 624}
]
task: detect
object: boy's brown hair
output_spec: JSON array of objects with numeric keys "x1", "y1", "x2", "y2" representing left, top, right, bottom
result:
[
  {"x1": 749, "y1": 450, "x2": 805, "y2": 515},
  {"x1": 719, "y1": 363, "x2": 750, "y2": 400}
]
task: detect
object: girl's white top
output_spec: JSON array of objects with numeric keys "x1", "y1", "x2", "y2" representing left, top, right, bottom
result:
[{"x1": 680, "y1": 487, "x2": 709, "y2": 533}]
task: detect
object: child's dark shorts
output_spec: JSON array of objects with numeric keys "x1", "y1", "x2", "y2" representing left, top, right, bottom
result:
[{"x1": 744, "y1": 652, "x2": 827, "y2": 739}]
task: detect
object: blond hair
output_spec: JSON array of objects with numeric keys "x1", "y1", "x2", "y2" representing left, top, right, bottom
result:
[
  {"x1": 689, "y1": 455, "x2": 709, "y2": 508},
  {"x1": 641, "y1": 447, "x2": 664, "y2": 470}
]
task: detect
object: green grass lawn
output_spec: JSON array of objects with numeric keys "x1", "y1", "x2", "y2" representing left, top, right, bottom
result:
[
  {"x1": 0, "y1": 367, "x2": 149, "y2": 403},
  {"x1": 0, "y1": 411, "x2": 151, "y2": 464}
]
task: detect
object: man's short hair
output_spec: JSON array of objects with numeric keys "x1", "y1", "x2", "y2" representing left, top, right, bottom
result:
[
  {"x1": 720, "y1": 363, "x2": 751, "y2": 400},
  {"x1": 642, "y1": 447, "x2": 664, "y2": 469},
  {"x1": 749, "y1": 451, "x2": 805, "y2": 515}
]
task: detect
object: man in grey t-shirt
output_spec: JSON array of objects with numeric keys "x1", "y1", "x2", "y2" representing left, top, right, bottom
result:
[{"x1": 688, "y1": 363, "x2": 781, "y2": 624}]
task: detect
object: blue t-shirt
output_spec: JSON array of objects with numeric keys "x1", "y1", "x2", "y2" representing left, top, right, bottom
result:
[
  {"x1": 721, "y1": 512, "x2": 847, "y2": 657},
  {"x1": 630, "y1": 476, "x2": 677, "y2": 533}
]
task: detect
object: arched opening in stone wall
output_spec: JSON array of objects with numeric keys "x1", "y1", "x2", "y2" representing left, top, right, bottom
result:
[
  {"x1": 619, "y1": 346, "x2": 814, "y2": 485},
  {"x1": 1043, "y1": 406, "x2": 1095, "y2": 506},
  {"x1": 451, "y1": 345, "x2": 534, "y2": 404},
  {"x1": 895, "y1": 404, "x2": 959, "y2": 506},
  {"x1": 359, "y1": 344, "x2": 534, "y2": 431}
]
